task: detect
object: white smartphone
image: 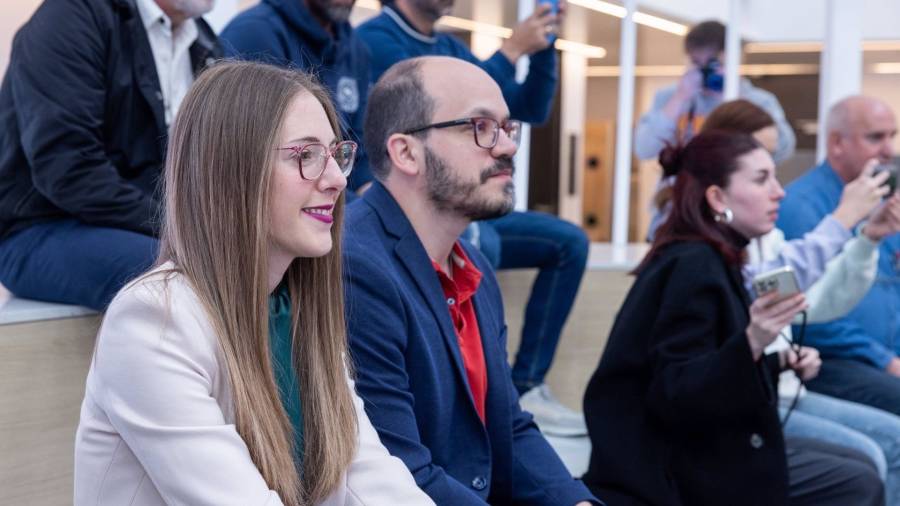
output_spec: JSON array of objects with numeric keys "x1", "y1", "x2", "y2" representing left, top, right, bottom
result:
[{"x1": 752, "y1": 266, "x2": 800, "y2": 303}]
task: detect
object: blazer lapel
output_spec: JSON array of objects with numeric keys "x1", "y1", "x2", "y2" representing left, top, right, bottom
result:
[
  {"x1": 471, "y1": 281, "x2": 511, "y2": 457},
  {"x1": 364, "y1": 184, "x2": 476, "y2": 407},
  {"x1": 393, "y1": 236, "x2": 471, "y2": 385}
]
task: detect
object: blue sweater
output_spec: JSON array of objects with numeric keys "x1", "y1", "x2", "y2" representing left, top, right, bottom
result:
[
  {"x1": 777, "y1": 161, "x2": 900, "y2": 369},
  {"x1": 220, "y1": 0, "x2": 373, "y2": 189},
  {"x1": 356, "y1": 5, "x2": 558, "y2": 125}
]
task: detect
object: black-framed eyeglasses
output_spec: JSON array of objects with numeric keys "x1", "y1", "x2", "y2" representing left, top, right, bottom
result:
[
  {"x1": 276, "y1": 140, "x2": 357, "y2": 181},
  {"x1": 404, "y1": 117, "x2": 522, "y2": 149}
]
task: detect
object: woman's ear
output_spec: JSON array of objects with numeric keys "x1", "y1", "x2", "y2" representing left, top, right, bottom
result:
[
  {"x1": 386, "y1": 133, "x2": 422, "y2": 177},
  {"x1": 705, "y1": 185, "x2": 728, "y2": 215}
]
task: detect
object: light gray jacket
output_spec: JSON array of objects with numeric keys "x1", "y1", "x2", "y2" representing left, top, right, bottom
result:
[
  {"x1": 74, "y1": 266, "x2": 434, "y2": 506},
  {"x1": 634, "y1": 78, "x2": 796, "y2": 163}
]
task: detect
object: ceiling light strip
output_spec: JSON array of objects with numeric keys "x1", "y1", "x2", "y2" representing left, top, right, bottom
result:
[
  {"x1": 438, "y1": 16, "x2": 512, "y2": 38},
  {"x1": 746, "y1": 40, "x2": 900, "y2": 54},
  {"x1": 554, "y1": 39, "x2": 608, "y2": 58},
  {"x1": 587, "y1": 63, "x2": 822, "y2": 77},
  {"x1": 872, "y1": 63, "x2": 900, "y2": 74},
  {"x1": 567, "y1": 0, "x2": 688, "y2": 35},
  {"x1": 587, "y1": 63, "x2": 900, "y2": 77}
]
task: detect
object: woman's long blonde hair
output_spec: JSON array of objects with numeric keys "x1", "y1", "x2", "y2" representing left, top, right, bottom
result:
[{"x1": 158, "y1": 60, "x2": 356, "y2": 505}]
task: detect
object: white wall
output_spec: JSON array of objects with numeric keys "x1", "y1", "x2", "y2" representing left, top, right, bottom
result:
[
  {"x1": 637, "y1": 0, "x2": 900, "y2": 42},
  {"x1": 0, "y1": 1, "x2": 42, "y2": 78}
]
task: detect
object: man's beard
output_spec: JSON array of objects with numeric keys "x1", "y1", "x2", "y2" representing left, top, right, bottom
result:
[
  {"x1": 409, "y1": 0, "x2": 454, "y2": 23},
  {"x1": 309, "y1": 0, "x2": 353, "y2": 24},
  {"x1": 424, "y1": 147, "x2": 515, "y2": 221},
  {"x1": 171, "y1": 0, "x2": 214, "y2": 18}
]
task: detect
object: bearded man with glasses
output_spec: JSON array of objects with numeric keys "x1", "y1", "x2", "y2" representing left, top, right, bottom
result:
[
  {"x1": 357, "y1": 0, "x2": 591, "y2": 437},
  {"x1": 342, "y1": 56, "x2": 600, "y2": 506}
]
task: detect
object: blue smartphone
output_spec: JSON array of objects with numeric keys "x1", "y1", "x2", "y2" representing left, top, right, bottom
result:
[
  {"x1": 539, "y1": 0, "x2": 559, "y2": 43},
  {"x1": 540, "y1": 0, "x2": 559, "y2": 14}
]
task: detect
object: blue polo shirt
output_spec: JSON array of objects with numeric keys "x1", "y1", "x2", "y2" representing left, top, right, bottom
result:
[{"x1": 778, "y1": 161, "x2": 900, "y2": 369}]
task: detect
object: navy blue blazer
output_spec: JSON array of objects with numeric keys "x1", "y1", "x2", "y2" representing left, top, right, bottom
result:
[{"x1": 343, "y1": 182, "x2": 598, "y2": 505}]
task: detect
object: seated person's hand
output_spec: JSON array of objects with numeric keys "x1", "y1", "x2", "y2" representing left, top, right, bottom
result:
[
  {"x1": 746, "y1": 292, "x2": 807, "y2": 360},
  {"x1": 673, "y1": 67, "x2": 703, "y2": 102},
  {"x1": 886, "y1": 357, "x2": 900, "y2": 377},
  {"x1": 501, "y1": 2, "x2": 558, "y2": 62},
  {"x1": 832, "y1": 159, "x2": 890, "y2": 229},
  {"x1": 782, "y1": 346, "x2": 822, "y2": 381},
  {"x1": 557, "y1": 0, "x2": 568, "y2": 25},
  {"x1": 861, "y1": 192, "x2": 900, "y2": 242}
]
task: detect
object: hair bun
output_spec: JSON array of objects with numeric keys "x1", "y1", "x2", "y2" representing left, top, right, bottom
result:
[{"x1": 658, "y1": 143, "x2": 685, "y2": 178}]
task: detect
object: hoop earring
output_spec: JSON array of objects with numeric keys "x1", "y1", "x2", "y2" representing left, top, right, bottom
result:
[{"x1": 714, "y1": 208, "x2": 734, "y2": 224}]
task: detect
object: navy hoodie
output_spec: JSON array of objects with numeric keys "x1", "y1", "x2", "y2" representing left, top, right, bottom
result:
[
  {"x1": 357, "y1": 4, "x2": 558, "y2": 125},
  {"x1": 221, "y1": 0, "x2": 373, "y2": 189}
]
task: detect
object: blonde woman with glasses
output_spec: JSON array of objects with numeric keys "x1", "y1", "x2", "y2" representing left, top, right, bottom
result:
[{"x1": 74, "y1": 61, "x2": 433, "y2": 506}]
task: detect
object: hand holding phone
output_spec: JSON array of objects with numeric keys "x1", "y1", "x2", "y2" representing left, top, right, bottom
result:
[
  {"x1": 873, "y1": 162, "x2": 898, "y2": 195},
  {"x1": 746, "y1": 287, "x2": 806, "y2": 360},
  {"x1": 538, "y1": 0, "x2": 559, "y2": 43},
  {"x1": 752, "y1": 266, "x2": 800, "y2": 304}
]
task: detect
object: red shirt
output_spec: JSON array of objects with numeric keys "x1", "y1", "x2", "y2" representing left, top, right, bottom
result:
[{"x1": 432, "y1": 242, "x2": 487, "y2": 423}]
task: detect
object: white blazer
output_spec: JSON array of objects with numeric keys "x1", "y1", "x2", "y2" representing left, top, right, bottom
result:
[{"x1": 74, "y1": 266, "x2": 434, "y2": 506}]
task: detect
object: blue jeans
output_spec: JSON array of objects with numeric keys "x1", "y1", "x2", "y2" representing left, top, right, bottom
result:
[
  {"x1": 783, "y1": 391, "x2": 900, "y2": 505},
  {"x1": 807, "y1": 358, "x2": 900, "y2": 417},
  {"x1": 0, "y1": 219, "x2": 158, "y2": 310},
  {"x1": 470, "y1": 211, "x2": 589, "y2": 394}
]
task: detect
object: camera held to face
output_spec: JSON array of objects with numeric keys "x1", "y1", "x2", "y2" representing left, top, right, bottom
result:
[
  {"x1": 873, "y1": 162, "x2": 899, "y2": 195},
  {"x1": 700, "y1": 59, "x2": 724, "y2": 92}
]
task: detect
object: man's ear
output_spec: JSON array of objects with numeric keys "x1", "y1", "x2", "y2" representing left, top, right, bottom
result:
[
  {"x1": 827, "y1": 131, "x2": 844, "y2": 159},
  {"x1": 386, "y1": 133, "x2": 422, "y2": 177},
  {"x1": 705, "y1": 184, "x2": 728, "y2": 214}
]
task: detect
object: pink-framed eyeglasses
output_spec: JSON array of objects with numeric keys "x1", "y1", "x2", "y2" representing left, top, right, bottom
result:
[{"x1": 276, "y1": 140, "x2": 357, "y2": 180}]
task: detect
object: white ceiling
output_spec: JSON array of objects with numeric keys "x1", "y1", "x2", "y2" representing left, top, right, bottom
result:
[{"x1": 639, "y1": 0, "x2": 900, "y2": 42}]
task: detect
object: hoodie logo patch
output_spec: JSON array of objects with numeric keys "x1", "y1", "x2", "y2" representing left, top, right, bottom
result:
[{"x1": 336, "y1": 77, "x2": 360, "y2": 114}]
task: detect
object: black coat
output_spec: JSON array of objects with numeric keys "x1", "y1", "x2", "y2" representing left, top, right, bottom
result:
[
  {"x1": 582, "y1": 241, "x2": 788, "y2": 506},
  {"x1": 0, "y1": 0, "x2": 221, "y2": 239}
]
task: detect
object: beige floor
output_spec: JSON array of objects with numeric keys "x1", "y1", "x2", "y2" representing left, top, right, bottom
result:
[{"x1": 497, "y1": 268, "x2": 634, "y2": 411}]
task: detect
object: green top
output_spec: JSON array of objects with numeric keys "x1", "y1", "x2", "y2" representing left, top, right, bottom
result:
[{"x1": 269, "y1": 282, "x2": 304, "y2": 465}]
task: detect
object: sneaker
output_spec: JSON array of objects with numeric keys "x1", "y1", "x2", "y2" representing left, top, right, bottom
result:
[{"x1": 518, "y1": 384, "x2": 587, "y2": 437}]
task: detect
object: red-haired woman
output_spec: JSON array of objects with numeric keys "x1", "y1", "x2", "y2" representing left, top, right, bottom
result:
[{"x1": 581, "y1": 131, "x2": 883, "y2": 506}]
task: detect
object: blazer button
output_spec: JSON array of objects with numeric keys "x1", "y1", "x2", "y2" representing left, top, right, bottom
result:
[
  {"x1": 750, "y1": 433, "x2": 764, "y2": 449},
  {"x1": 471, "y1": 475, "x2": 487, "y2": 491}
]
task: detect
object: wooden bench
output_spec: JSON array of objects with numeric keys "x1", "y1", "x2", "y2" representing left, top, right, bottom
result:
[
  {"x1": 0, "y1": 289, "x2": 98, "y2": 506},
  {"x1": 0, "y1": 242, "x2": 646, "y2": 502}
]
